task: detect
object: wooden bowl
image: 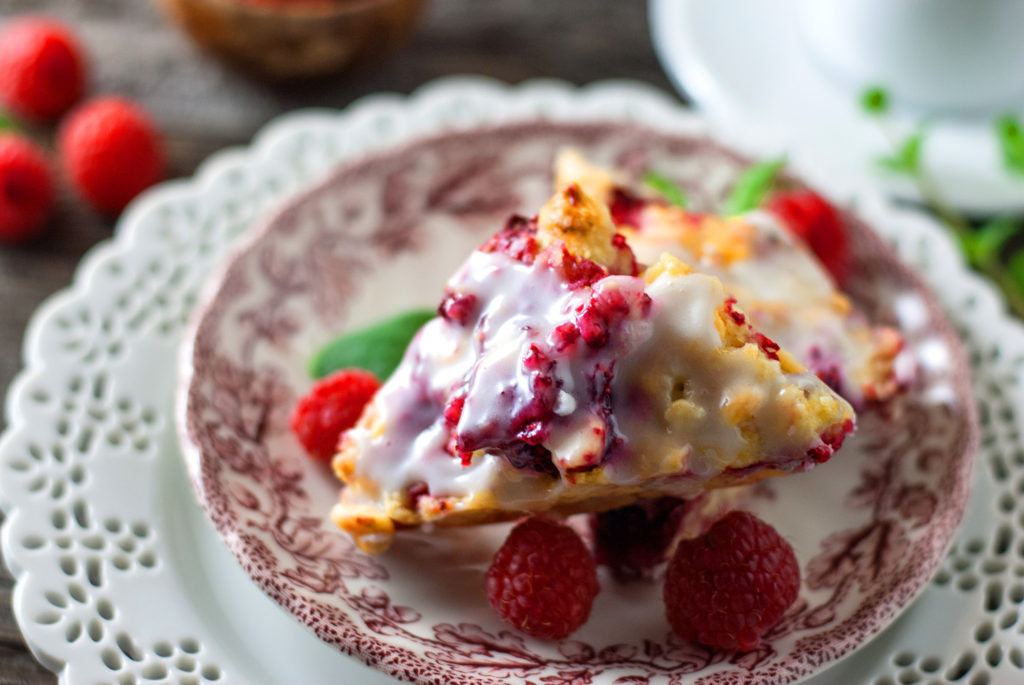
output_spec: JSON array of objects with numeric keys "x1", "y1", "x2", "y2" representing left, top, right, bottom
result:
[{"x1": 157, "y1": 0, "x2": 426, "y2": 79}]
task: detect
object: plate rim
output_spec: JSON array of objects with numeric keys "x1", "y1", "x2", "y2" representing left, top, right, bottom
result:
[{"x1": 179, "y1": 119, "x2": 978, "y2": 683}]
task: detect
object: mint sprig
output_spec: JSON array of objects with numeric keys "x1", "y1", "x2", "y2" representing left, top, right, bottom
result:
[
  {"x1": 860, "y1": 86, "x2": 889, "y2": 116},
  {"x1": 723, "y1": 158, "x2": 786, "y2": 214},
  {"x1": 643, "y1": 170, "x2": 688, "y2": 208},
  {"x1": 878, "y1": 128, "x2": 925, "y2": 176},
  {"x1": 858, "y1": 86, "x2": 927, "y2": 178},
  {"x1": 960, "y1": 216, "x2": 1018, "y2": 264},
  {"x1": 1010, "y1": 250, "x2": 1024, "y2": 294},
  {"x1": 859, "y1": 86, "x2": 1024, "y2": 318},
  {"x1": 0, "y1": 112, "x2": 16, "y2": 133},
  {"x1": 309, "y1": 308, "x2": 436, "y2": 380},
  {"x1": 996, "y1": 114, "x2": 1024, "y2": 177}
]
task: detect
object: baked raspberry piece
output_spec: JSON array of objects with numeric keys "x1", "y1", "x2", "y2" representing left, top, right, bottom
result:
[
  {"x1": 0, "y1": 133, "x2": 54, "y2": 244},
  {"x1": 437, "y1": 291, "x2": 477, "y2": 326},
  {"x1": 545, "y1": 243, "x2": 608, "y2": 289},
  {"x1": 609, "y1": 187, "x2": 646, "y2": 228},
  {"x1": 575, "y1": 284, "x2": 651, "y2": 349},
  {"x1": 765, "y1": 190, "x2": 850, "y2": 285},
  {"x1": 59, "y1": 97, "x2": 165, "y2": 214},
  {"x1": 486, "y1": 516, "x2": 599, "y2": 639},
  {"x1": 290, "y1": 369, "x2": 380, "y2": 461},
  {"x1": 480, "y1": 214, "x2": 540, "y2": 264},
  {"x1": 0, "y1": 18, "x2": 86, "y2": 121},
  {"x1": 663, "y1": 511, "x2": 800, "y2": 652}
]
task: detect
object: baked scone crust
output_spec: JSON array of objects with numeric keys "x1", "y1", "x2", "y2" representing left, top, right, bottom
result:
[{"x1": 332, "y1": 183, "x2": 854, "y2": 553}]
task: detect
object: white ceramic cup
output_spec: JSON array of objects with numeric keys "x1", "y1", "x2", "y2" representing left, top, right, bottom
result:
[{"x1": 798, "y1": 0, "x2": 1024, "y2": 113}]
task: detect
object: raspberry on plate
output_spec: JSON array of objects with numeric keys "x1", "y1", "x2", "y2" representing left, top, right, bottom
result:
[
  {"x1": 663, "y1": 510, "x2": 799, "y2": 652},
  {"x1": 486, "y1": 516, "x2": 599, "y2": 640},
  {"x1": 58, "y1": 97, "x2": 165, "y2": 214},
  {"x1": 291, "y1": 369, "x2": 381, "y2": 461},
  {"x1": 591, "y1": 496, "x2": 688, "y2": 582},
  {"x1": 0, "y1": 18, "x2": 86, "y2": 121},
  {"x1": 0, "y1": 133, "x2": 54, "y2": 244},
  {"x1": 765, "y1": 190, "x2": 850, "y2": 285}
]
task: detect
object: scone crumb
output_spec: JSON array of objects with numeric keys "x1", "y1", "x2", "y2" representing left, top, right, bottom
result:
[
  {"x1": 665, "y1": 398, "x2": 706, "y2": 432},
  {"x1": 642, "y1": 253, "x2": 695, "y2": 283},
  {"x1": 555, "y1": 148, "x2": 617, "y2": 202},
  {"x1": 721, "y1": 387, "x2": 766, "y2": 426},
  {"x1": 537, "y1": 183, "x2": 632, "y2": 273},
  {"x1": 331, "y1": 504, "x2": 396, "y2": 554}
]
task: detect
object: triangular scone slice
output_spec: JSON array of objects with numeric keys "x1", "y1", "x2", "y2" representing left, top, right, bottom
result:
[
  {"x1": 555, "y1": 150, "x2": 904, "y2": 407},
  {"x1": 332, "y1": 184, "x2": 854, "y2": 553}
]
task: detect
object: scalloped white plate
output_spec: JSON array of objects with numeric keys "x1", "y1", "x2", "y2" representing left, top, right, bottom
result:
[{"x1": 2, "y1": 77, "x2": 1024, "y2": 685}]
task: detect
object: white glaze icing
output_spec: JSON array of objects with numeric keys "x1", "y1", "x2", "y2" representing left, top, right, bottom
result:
[
  {"x1": 630, "y1": 210, "x2": 882, "y2": 406},
  {"x1": 341, "y1": 238, "x2": 853, "y2": 516}
]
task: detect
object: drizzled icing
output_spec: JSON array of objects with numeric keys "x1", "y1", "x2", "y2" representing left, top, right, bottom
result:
[
  {"x1": 609, "y1": 266, "x2": 835, "y2": 486},
  {"x1": 347, "y1": 247, "x2": 655, "y2": 505},
  {"x1": 332, "y1": 182, "x2": 856, "y2": 554},
  {"x1": 339, "y1": 239, "x2": 853, "y2": 516},
  {"x1": 629, "y1": 209, "x2": 899, "y2": 407},
  {"x1": 555, "y1": 150, "x2": 903, "y2": 408}
]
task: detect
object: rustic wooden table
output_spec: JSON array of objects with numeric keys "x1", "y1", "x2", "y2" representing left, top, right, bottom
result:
[{"x1": 0, "y1": 1, "x2": 678, "y2": 682}]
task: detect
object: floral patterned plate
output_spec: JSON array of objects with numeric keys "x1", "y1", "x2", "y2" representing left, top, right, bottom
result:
[{"x1": 179, "y1": 120, "x2": 976, "y2": 684}]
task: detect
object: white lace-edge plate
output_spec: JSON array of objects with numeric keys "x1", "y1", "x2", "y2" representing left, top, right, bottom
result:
[{"x1": 2, "y1": 77, "x2": 1023, "y2": 685}]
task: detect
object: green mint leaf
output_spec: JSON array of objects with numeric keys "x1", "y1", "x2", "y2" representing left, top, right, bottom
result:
[
  {"x1": 860, "y1": 86, "x2": 889, "y2": 116},
  {"x1": 995, "y1": 113, "x2": 1024, "y2": 177},
  {"x1": 895, "y1": 130, "x2": 924, "y2": 174},
  {"x1": 0, "y1": 112, "x2": 15, "y2": 132},
  {"x1": 643, "y1": 170, "x2": 688, "y2": 208},
  {"x1": 876, "y1": 156, "x2": 909, "y2": 173},
  {"x1": 964, "y1": 215, "x2": 1020, "y2": 263},
  {"x1": 958, "y1": 232, "x2": 979, "y2": 261},
  {"x1": 723, "y1": 158, "x2": 786, "y2": 214},
  {"x1": 877, "y1": 129, "x2": 925, "y2": 176},
  {"x1": 309, "y1": 308, "x2": 436, "y2": 380},
  {"x1": 1009, "y1": 249, "x2": 1024, "y2": 295}
]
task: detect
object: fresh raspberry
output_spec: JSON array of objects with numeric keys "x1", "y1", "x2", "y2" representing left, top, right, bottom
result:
[
  {"x1": 663, "y1": 511, "x2": 799, "y2": 652},
  {"x1": 290, "y1": 369, "x2": 381, "y2": 461},
  {"x1": 0, "y1": 18, "x2": 86, "y2": 121},
  {"x1": 486, "y1": 516, "x2": 599, "y2": 639},
  {"x1": 0, "y1": 133, "x2": 54, "y2": 244},
  {"x1": 590, "y1": 497, "x2": 688, "y2": 582},
  {"x1": 765, "y1": 190, "x2": 850, "y2": 284},
  {"x1": 58, "y1": 97, "x2": 165, "y2": 214}
]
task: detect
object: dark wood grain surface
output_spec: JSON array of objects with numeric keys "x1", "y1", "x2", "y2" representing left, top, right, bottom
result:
[{"x1": 0, "y1": 1, "x2": 677, "y2": 682}]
